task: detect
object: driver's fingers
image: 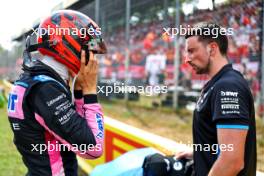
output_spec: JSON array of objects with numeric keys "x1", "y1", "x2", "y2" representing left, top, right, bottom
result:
[
  {"x1": 86, "y1": 51, "x2": 96, "y2": 72},
  {"x1": 80, "y1": 50, "x2": 86, "y2": 72},
  {"x1": 90, "y1": 52, "x2": 97, "y2": 72}
]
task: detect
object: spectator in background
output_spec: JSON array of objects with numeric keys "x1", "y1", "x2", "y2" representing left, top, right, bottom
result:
[
  {"x1": 145, "y1": 47, "x2": 166, "y2": 88},
  {"x1": 102, "y1": 0, "x2": 261, "y2": 106}
]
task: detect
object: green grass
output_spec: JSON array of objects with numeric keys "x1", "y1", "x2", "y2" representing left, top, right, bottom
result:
[
  {"x1": 100, "y1": 97, "x2": 264, "y2": 172},
  {"x1": 0, "y1": 105, "x2": 88, "y2": 176},
  {"x1": 0, "y1": 94, "x2": 263, "y2": 174},
  {"x1": 0, "y1": 106, "x2": 27, "y2": 176}
]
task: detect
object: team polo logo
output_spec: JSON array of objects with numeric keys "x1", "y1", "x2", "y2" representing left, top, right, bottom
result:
[
  {"x1": 8, "y1": 93, "x2": 18, "y2": 112},
  {"x1": 196, "y1": 87, "x2": 214, "y2": 111}
]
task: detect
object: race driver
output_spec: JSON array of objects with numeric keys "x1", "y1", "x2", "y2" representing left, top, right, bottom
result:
[
  {"x1": 176, "y1": 22, "x2": 256, "y2": 176},
  {"x1": 7, "y1": 10, "x2": 106, "y2": 176}
]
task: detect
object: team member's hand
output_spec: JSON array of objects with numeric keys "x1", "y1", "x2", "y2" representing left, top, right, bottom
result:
[
  {"x1": 175, "y1": 150, "x2": 193, "y2": 160},
  {"x1": 76, "y1": 50, "x2": 98, "y2": 95}
]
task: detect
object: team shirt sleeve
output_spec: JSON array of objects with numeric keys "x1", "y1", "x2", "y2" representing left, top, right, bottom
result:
[{"x1": 211, "y1": 81, "x2": 250, "y2": 130}]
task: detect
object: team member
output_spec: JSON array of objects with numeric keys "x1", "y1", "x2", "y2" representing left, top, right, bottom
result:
[
  {"x1": 7, "y1": 10, "x2": 106, "y2": 176},
  {"x1": 176, "y1": 23, "x2": 256, "y2": 176}
]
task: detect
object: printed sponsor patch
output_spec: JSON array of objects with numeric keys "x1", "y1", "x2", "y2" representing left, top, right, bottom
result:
[
  {"x1": 95, "y1": 113, "x2": 104, "y2": 139},
  {"x1": 221, "y1": 104, "x2": 239, "y2": 109},
  {"x1": 7, "y1": 85, "x2": 26, "y2": 120},
  {"x1": 220, "y1": 91, "x2": 238, "y2": 97},
  {"x1": 8, "y1": 93, "x2": 18, "y2": 112},
  {"x1": 46, "y1": 93, "x2": 66, "y2": 106},
  {"x1": 58, "y1": 109, "x2": 74, "y2": 125},
  {"x1": 220, "y1": 91, "x2": 240, "y2": 115}
]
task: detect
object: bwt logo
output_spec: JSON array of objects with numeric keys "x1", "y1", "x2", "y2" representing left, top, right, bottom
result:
[
  {"x1": 220, "y1": 91, "x2": 238, "y2": 97},
  {"x1": 8, "y1": 93, "x2": 18, "y2": 112}
]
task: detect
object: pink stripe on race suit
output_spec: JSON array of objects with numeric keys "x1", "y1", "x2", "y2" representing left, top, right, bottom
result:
[
  {"x1": 34, "y1": 103, "x2": 104, "y2": 159},
  {"x1": 44, "y1": 131, "x2": 65, "y2": 176},
  {"x1": 75, "y1": 98, "x2": 84, "y2": 116},
  {"x1": 83, "y1": 103, "x2": 104, "y2": 157},
  {"x1": 8, "y1": 85, "x2": 26, "y2": 120}
]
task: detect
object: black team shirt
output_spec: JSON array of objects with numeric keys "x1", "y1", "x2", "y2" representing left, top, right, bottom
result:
[{"x1": 192, "y1": 64, "x2": 256, "y2": 176}]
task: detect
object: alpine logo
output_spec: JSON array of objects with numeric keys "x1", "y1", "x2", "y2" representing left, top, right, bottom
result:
[{"x1": 8, "y1": 93, "x2": 18, "y2": 112}]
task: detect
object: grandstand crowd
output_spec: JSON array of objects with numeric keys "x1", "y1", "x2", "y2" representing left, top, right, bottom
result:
[{"x1": 99, "y1": 0, "x2": 262, "y2": 102}]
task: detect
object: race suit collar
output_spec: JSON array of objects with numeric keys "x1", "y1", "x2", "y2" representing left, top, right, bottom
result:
[{"x1": 22, "y1": 59, "x2": 69, "y2": 90}]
